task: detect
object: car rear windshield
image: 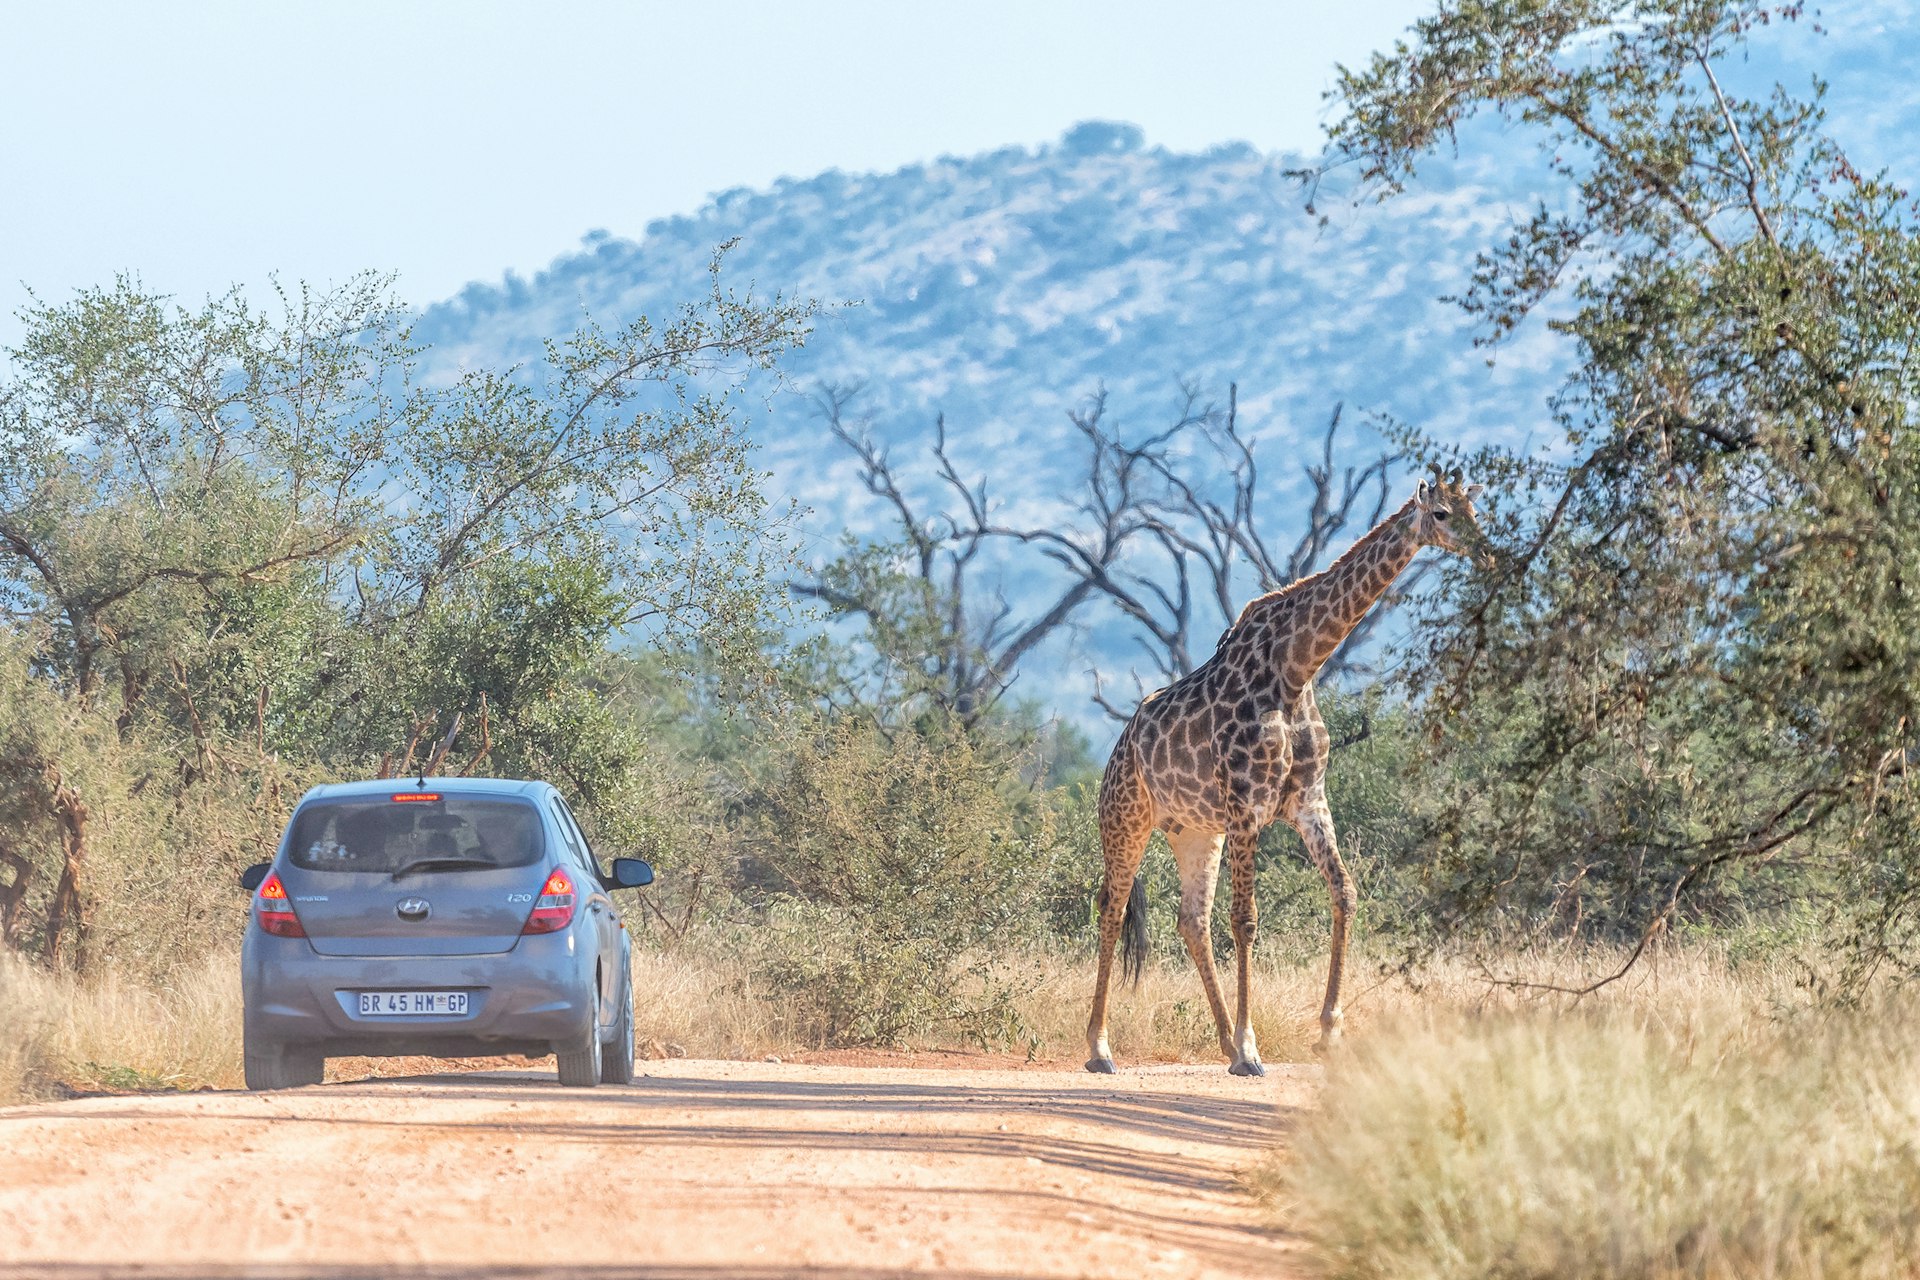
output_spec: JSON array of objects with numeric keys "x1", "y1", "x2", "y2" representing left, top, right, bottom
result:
[{"x1": 287, "y1": 796, "x2": 543, "y2": 873}]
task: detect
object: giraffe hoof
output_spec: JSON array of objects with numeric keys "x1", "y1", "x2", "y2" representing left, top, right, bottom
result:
[
  {"x1": 1227, "y1": 1059, "x2": 1266, "y2": 1077},
  {"x1": 1084, "y1": 1057, "x2": 1119, "y2": 1075}
]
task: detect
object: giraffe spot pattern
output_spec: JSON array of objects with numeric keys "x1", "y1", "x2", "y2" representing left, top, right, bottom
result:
[{"x1": 1085, "y1": 483, "x2": 1484, "y2": 1066}]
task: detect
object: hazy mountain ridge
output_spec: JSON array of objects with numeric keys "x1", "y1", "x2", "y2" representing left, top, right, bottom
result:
[
  {"x1": 416, "y1": 121, "x2": 1562, "y2": 527},
  {"x1": 410, "y1": 120, "x2": 1566, "y2": 724},
  {"x1": 410, "y1": 8, "x2": 1920, "y2": 723}
]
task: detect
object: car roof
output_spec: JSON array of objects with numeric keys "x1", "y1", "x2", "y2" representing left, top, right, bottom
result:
[{"x1": 297, "y1": 777, "x2": 552, "y2": 805}]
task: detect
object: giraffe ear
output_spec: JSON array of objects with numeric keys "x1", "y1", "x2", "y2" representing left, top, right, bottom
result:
[
  {"x1": 1465, "y1": 483, "x2": 1485, "y2": 500},
  {"x1": 1414, "y1": 479, "x2": 1432, "y2": 505}
]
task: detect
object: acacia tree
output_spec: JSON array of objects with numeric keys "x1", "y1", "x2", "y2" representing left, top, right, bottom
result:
[
  {"x1": 0, "y1": 263, "x2": 815, "y2": 967},
  {"x1": 798, "y1": 383, "x2": 1401, "y2": 726},
  {"x1": 1316, "y1": 0, "x2": 1920, "y2": 985}
]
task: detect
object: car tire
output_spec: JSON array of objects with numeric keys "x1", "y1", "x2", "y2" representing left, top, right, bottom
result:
[
  {"x1": 555, "y1": 985, "x2": 603, "y2": 1087},
  {"x1": 600, "y1": 968, "x2": 635, "y2": 1085},
  {"x1": 287, "y1": 1046, "x2": 325, "y2": 1086},
  {"x1": 244, "y1": 1027, "x2": 325, "y2": 1091}
]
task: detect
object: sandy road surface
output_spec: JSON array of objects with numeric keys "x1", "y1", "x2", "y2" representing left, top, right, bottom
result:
[{"x1": 0, "y1": 1059, "x2": 1313, "y2": 1280}]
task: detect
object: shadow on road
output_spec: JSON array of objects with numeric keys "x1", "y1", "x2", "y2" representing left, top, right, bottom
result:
[
  {"x1": 36, "y1": 1071, "x2": 1303, "y2": 1202},
  {"x1": 0, "y1": 1067, "x2": 1308, "y2": 1278},
  {"x1": 358, "y1": 1070, "x2": 1290, "y2": 1149}
]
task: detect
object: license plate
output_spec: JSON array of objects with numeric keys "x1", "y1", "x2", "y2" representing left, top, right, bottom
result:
[{"x1": 358, "y1": 990, "x2": 469, "y2": 1017}]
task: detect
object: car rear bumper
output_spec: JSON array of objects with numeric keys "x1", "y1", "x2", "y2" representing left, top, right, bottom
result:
[{"x1": 242, "y1": 927, "x2": 596, "y2": 1056}]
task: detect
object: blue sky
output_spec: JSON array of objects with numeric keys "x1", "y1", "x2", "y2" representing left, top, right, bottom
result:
[{"x1": 0, "y1": 0, "x2": 1434, "y2": 345}]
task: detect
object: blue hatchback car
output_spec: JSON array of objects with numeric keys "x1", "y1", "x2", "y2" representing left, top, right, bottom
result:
[{"x1": 239, "y1": 777, "x2": 654, "y2": 1090}]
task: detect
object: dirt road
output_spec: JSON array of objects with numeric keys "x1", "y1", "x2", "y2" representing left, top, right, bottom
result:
[{"x1": 0, "y1": 1059, "x2": 1311, "y2": 1280}]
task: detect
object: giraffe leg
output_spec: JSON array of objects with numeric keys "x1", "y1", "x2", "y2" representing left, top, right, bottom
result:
[
  {"x1": 1292, "y1": 794, "x2": 1354, "y2": 1050},
  {"x1": 1085, "y1": 760, "x2": 1153, "y2": 1074},
  {"x1": 1165, "y1": 828, "x2": 1234, "y2": 1062},
  {"x1": 1225, "y1": 814, "x2": 1264, "y2": 1076}
]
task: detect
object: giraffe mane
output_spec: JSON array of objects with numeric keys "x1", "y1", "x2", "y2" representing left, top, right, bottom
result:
[{"x1": 1220, "y1": 496, "x2": 1420, "y2": 637}]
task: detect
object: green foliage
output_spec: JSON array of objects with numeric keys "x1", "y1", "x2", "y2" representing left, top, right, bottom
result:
[
  {"x1": 0, "y1": 627, "x2": 322, "y2": 974},
  {"x1": 0, "y1": 277, "x2": 390, "y2": 709},
  {"x1": 78, "y1": 1062, "x2": 195, "y2": 1094},
  {"x1": 744, "y1": 718, "x2": 1067, "y2": 1047},
  {"x1": 1322, "y1": 0, "x2": 1920, "y2": 980},
  {"x1": 0, "y1": 265, "x2": 815, "y2": 971}
]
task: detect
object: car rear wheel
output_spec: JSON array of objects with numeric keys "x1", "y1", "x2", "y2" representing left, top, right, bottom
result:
[
  {"x1": 555, "y1": 985, "x2": 603, "y2": 1087},
  {"x1": 244, "y1": 1027, "x2": 325, "y2": 1091},
  {"x1": 600, "y1": 969, "x2": 635, "y2": 1085}
]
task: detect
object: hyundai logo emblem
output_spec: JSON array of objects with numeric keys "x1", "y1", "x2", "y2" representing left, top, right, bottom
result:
[{"x1": 396, "y1": 897, "x2": 431, "y2": 921}]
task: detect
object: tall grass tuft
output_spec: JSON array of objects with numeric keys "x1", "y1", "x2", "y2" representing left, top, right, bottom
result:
[
  {"x1": 0, "y1": 947, "x2": 243, "y2": 1103},
  {"x1": 1264, "y1": 1003, "x2": 1920, "y2": 1280}
]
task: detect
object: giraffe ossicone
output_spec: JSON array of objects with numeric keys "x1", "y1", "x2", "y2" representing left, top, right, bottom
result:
[{"x1": 1083, "y1": 475, "x2": 1485, "y2": 1075}]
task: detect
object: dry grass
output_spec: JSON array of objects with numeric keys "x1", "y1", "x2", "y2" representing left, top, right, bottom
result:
[
  {"x1": 621, "y1": 942, "x2": 1342, "y2": 1063},
  {"x1": 1255, "y1": 966, "x2": 1920, "y2": 1280},
  {"x1": 0, "y1": 947, "x2": 243, "y2": 1103},
  {"x1": 1008, "y1": 949, "x2": 1331, "y2": 1063},
  {"x1": 0, "y1": 933, "x2": 1813, "y2": 1103},
  {"x1": 1005, "y1": 935, "x2": 1810, "y2": 1067},
  {"x1": 15, "y1": 928, "x2": 1910, "y2": 1277},
  {"x1": 0, "y1": 936, "x2": 1524, "y2": 1101},
  {"x1": 622, "y1": 936, "x2": 1795, "y2": 1066},
  {"x1": 626, "y1": 944, "x2": 784, "y2": 1060}
]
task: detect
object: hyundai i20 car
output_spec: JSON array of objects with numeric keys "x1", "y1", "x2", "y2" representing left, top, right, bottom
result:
[{"x1": 239, "y1": 777, "x2": 654, "y2": 1090}]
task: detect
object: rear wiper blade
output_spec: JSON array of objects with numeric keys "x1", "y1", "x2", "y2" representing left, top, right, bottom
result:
[{"x1": 390, "y1": 856, "x2": 497, "y2": 880}]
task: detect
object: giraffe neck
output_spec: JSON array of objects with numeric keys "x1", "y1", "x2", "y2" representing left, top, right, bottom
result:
[{"x1": 1257, "y1": 500, "x2": 1423, "y2": 692}]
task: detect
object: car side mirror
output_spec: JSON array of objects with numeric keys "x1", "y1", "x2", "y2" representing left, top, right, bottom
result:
[
  {"x1": 239, "y1": 863, "x2": 272, "y2": 892},
  {"x1": 609, "y1": 857, "x2": 654, "y2": 889}
]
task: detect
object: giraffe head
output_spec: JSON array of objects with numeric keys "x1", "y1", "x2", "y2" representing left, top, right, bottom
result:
[{"x1": 1411, "y1": 466, "x2": 1485, "y2": 556}]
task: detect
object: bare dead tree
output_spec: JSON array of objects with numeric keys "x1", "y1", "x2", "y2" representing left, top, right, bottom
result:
[
  {"x1": 981, "y1": 387, "x2": 1214, "y2": 688},
  {"x1": 796, "y1": 382, "x2": 1406, "y2": 726},
  {"x1": 1134, "y1": 388, "x2": 1419, "y2": 688},
  {"x1": 1052, "y1": 388, "x2": 1410, "y2": 719},
  {"x1": 793, "y1": 384, "x2": 1152, "y2": 724},
  {"x1": 420, "y1": 711, "x2": 465, "y2": 777},
  {"x1": 375, "y1": 715, "x2": 438, "y2": 781}
]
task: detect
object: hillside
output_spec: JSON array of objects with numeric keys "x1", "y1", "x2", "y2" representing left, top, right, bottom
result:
[
  {"x1": 407, "y1": 9, "x2": 1920, "y2": 725},
  {"x1": 409, "y1": 122, "x2": 1564, "y2": 721},
  {"x1": 416, "y1": 119, "x2": 1561, "y2": 494}
]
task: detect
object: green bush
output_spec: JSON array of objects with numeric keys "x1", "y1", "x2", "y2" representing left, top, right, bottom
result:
[{"x1": 745, "y1": 719, "x2": 1065, "y2": 1047}]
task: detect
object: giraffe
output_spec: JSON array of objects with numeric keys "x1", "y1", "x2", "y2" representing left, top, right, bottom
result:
[{"x1": 1085, "y1": 471, "x2": 1484, "y2": 1075}]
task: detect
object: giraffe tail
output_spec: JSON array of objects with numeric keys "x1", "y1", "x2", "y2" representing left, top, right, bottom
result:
[{"x1": 1120, "y1": 874, "x2": 1148, "y2": 987}]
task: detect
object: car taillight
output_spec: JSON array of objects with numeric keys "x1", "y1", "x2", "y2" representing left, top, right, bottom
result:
[
  {"x1": 255, "y1": 872, "x2": 306, "y2": 938},
  {"x1": 520, "y1": 867, "x2": 576, "y2": 935}
]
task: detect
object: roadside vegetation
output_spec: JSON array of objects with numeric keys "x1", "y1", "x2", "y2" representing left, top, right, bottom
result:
[
  {"x1": 1261, "y1": 1002, "x2": 1920, "y2": 1280},
  {"x1": 1243, "y1": 1, "x2": 1920, "y2": 1275},
  {"x1": 0, "y1": 934, "x2": 1800, "y2": 1101}
]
